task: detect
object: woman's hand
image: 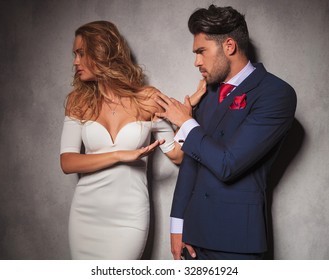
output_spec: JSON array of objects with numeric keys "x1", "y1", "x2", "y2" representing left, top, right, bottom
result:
[
  {"x1": 117, "y1": 139, "x2": 165, "y2": 162},
  {"x1": 189, "y1": 79, "x2": 207, "y2": 107}
]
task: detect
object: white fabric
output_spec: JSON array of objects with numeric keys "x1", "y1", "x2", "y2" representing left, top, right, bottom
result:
[
  {"x1": 174, "y1": 118, "x2": 199, "y2": 146},
  {"x1": 60, "y1": 116, "x2": 175, "y2": 259}
]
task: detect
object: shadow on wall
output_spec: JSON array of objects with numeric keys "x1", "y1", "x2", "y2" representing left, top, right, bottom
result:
[
  {"x1": 265, "y1": 118, "x2": 305, "y2": 259},
  {"x1": 249, "y1": 40, "x2": 305, "y2": 258}
]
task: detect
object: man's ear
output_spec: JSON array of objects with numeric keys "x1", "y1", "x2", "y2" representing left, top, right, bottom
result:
[{"x1": 223, "y1": 37, "x2": 237, "y2": 56}]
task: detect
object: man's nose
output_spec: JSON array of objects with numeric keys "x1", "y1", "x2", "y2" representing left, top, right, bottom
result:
[{"x1": 194, "y1": 55, "x2": 202, "y2": 67}]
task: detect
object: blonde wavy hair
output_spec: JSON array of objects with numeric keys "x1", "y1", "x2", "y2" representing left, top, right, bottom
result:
[{"x1": 66, "y1": 20, "x2": 153, "y2": 121}]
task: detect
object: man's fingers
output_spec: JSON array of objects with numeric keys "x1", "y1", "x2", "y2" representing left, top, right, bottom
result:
[
  {"x1": 184, "y1": 95, "x2": 192, "y2": 107},
  {"x1": 186, "y1": 244, "x2": 196, "y2": 258},
  {"x1": 155, "y1": 97, "x2": 169, "y2": 110},
  {"x1": 155, "y1": 112, "x2": 166, "y2": 118},
  {"x1": 198, "y1": 78, "x2": 206, "y2": 89},
  {"x1": 156, "y1": 91, "x2": 172, "y2": 104},
  {"x1": 196, "y1": 79, "x2": 207, "y2": 94}
]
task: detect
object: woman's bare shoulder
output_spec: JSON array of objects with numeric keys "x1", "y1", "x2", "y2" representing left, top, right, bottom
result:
[
  {"x1": 139, "y1": 86, "x2": 161, "y2": 105},
  {"x1": 136, "y1": 86, "x2": 163, "y2": 118}
]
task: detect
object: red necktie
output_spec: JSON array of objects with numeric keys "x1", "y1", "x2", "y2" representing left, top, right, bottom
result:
[{"x1": 218, "y1": 83, "x2": 234, "y2": 103}]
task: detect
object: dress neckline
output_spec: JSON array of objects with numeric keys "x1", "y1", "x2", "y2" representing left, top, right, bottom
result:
[{"x1": 86, "y1": 120, "x2": 150, "y2": 144}]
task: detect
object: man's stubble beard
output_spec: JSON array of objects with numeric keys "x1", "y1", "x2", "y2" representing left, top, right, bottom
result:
[{"x1": 207, "y1": 49, "x2": 231, "y2": 85}]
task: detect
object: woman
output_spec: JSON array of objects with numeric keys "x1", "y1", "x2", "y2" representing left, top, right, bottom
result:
[{"x1": 60, "y1": 21, "x2": 205, "y2": 260}]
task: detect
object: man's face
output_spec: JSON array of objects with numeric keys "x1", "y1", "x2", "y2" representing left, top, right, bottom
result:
[{"x1": 193, "y1": 33, "x2": 230, "y2": 85}]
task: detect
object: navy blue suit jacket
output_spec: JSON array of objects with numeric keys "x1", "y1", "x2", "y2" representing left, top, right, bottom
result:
[{"x1": 171, "y1": 63, "x2": 297, "y2": 253}]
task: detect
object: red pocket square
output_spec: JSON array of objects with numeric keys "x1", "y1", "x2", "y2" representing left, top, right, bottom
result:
[{"x1": 229, "y1": 93, "x2": 247, "y2": 109}]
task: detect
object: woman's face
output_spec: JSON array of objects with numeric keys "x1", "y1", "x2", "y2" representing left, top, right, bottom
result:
[{"x1": 73, "y1": 35, "x2": 96, "y2": 81}]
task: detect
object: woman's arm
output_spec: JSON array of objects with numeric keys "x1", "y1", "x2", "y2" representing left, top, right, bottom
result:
[{"x1": 60, "y1": 139, "x2": 164, "y2": 174}]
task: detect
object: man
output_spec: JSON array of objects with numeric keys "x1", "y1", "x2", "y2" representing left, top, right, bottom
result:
[{"x1": 155, "y1": 5, "x2": 297, "y2": 260}]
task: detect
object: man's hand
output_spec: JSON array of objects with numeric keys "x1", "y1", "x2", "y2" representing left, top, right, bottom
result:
[
  {"x1": 155, "y1": 92, "x2": 193, "y2": 127},
  {"x1": 171, "y1": 233, "x2": 196, "y2": 260},
  {"x1": 189, "y1": 79, "x2": 207, "y2": 107}
]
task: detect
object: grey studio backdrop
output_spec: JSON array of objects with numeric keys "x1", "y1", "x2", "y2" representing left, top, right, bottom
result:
[{"x1": 0, "y1": 0, "x2": 328, "y2": 260}]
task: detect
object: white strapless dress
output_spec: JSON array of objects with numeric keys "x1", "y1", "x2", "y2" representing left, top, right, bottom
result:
[{"x1": 60, "y1": 116, "x2": 175, "y2": 259}]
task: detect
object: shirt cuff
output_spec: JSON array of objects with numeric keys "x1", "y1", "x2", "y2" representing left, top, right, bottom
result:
[
  {"x1": 170, "y1": 217, "x2": 184, "y2": 234},
  {"x1": 174, "y1": 118, "x2": 199, "y2": 146}
]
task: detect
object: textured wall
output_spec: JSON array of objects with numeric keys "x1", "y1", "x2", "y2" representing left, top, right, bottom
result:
[{"x1": 0, "y1": 0, "x2": 328, "y2": 259}]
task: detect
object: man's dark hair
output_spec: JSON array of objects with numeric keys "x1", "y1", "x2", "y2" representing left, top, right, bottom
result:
[{"x1": 188, "y1": 5, "x2": 249, "y2": 56}]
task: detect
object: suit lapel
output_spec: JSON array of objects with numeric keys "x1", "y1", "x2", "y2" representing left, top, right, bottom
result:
[
  {"x1": 206, "y1": 63, "x2": 268, "y2": 135},
  {"x1": 196, "y1": 84, "x2": 220, "y2": 129}
]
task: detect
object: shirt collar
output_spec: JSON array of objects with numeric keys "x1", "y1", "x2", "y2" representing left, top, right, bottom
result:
[{"x1": 226, "y1": 61, "x2": 255, "y2": 87}]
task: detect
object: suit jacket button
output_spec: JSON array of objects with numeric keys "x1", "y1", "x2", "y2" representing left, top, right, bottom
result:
[{"x1": 204, "y1": 193, "x2": 209, "y2": 198}]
